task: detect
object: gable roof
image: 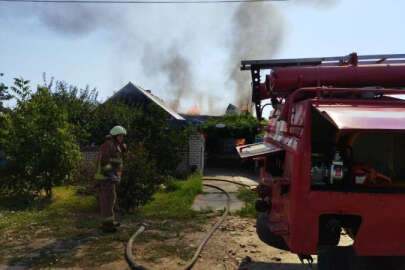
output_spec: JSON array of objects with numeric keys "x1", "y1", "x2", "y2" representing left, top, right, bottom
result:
[
  {"x1": 179, "y1": 114, "x2": 219, "y2": 126},
  {"x1": 110, "y1": 82, "x2": 185, "y2": 121}
]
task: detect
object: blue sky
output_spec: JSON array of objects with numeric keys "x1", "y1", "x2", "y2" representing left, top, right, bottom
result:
[{"x1": 1, "y1": 0, "x2": 404, "y2": 114}]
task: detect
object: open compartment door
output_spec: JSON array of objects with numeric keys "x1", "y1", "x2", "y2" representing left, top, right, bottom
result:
[
  {"x1": 313, "y1": 104, "x2": 405, "y2": 131},
  {"x1": 237, "y1": 142, "x2": 284, "y2": 159}
]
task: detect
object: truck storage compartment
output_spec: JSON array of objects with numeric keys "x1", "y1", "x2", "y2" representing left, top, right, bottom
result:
[{"x1": 310, "y1": 106, "x2": 405, "y2": 192}]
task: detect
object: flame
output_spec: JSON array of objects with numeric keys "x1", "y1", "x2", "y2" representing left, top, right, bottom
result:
[
  {"x1": 241, "y1": 105, "x2": 248, "y2": 111},
  {"x1": 187, "y1": 104, "x2": 200, "y2": 115},
  {"x1": 236, "y1": 138, "x2": 246, "y2": 146}
]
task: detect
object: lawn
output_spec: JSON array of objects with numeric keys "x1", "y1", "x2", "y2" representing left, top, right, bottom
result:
[
  {"x1": 235, "y1": 187, "x2": 258, "y2": 218},
  {"x1": 0, "y1": 173, "x2": 203, "y2": 268}
]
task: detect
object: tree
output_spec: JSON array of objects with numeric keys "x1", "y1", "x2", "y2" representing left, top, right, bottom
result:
[
  {"x1": 10, "y1": 77, "x2": 31, "y2": 102},
  {"x1": 201, "y1": 111, "x2": 259, "y2": 141},
  {"x1": 0, "y1": 81, "x2": 82, "y2": 198},
  {"x1": 89, "y1": 100, "x2": 140, "y2": 145},
  {"x1": 130, "y1": 103, "x2": 189, "y2": 176},
  {"x1": 118, "y1": 143, "x2": 164, "y2": 211},
  {"x1": 45, "y1": 76, "x2": 99, "y2": 146},
  {"x1": 88, "y1": 100, "x2": 190, "y2": 210},
  {"x1": 0, "y1": 73, "x2": 13, "y2": 112}
]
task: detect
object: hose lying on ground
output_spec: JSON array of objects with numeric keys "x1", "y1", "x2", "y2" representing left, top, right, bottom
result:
[
  {"x1": 125, "y1": 179, "x2": 242, "y2": 270},
  {"x1": 126, "y1": 222, "x2": 149, "y2": 270},
  {"x1": 202, "y1": 177, "x2": 254, "y2": 188}
]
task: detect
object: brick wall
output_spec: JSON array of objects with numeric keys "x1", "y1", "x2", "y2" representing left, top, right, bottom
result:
[
  {"x1": 188, "y1": 132, "x2": 205, "y2": 173},
  {"x1": 81, "y1": 146, "x2": 99, "y2": 163}
]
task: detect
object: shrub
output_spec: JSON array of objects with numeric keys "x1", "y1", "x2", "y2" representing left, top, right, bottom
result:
[
  {"x1": 88, "y1": 101, "x2": 139, "y2": 146},
  {"x1": 49, "y1": 80, "x2": 99, "y2": 146},
  {"x1": 235, "y1": 188, "x2": 258, "y2": 217},
  {"x1": 71, "y1": 160, "x2": 97, "y2": 188},
  {"x1": 201, "y1": 111, "x2": 259, "y2": 143},
  {"x1": 0, "y1": 81, "x2": 82, "y2": 198},
  {"x1": 139, "y1": 173, "x2": 203, "y2": 219},
  {"x1": 117, "y1": 143, "x2": 165, "y2": 212}
]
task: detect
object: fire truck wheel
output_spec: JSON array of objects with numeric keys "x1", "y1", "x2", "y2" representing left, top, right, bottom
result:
[
  {"x1": 318, "y1": 246, "x2": 405, "y2": 270},
  {"x1": 354, "y1": 256, "x2": 405, "y2": 270},
  {"x1": 256, "y1": 213, "x2": 289, "y2": 251}
]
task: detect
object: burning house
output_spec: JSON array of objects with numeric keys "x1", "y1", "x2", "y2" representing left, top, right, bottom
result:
[{"x1": 82, "y1": 82, "x2": 206, "y2": 174}]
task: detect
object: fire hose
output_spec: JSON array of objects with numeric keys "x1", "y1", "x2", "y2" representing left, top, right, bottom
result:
[{"x1": 125, "y1": 178, "x2": 254, "y2": 270}]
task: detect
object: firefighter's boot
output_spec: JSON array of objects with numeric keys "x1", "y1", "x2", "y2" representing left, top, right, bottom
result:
[{"x1": 101, "y1": 221, "x2": 117, "y2": 233}]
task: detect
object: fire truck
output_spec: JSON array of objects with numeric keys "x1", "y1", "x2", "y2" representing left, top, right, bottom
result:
[{"x1": 237, "y1": 53, "x2": 405, "y2": 269}]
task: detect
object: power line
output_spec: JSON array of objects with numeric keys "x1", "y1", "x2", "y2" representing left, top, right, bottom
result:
[{"x1": 0, "y1": 0, "x2": 286, "y2": 3}]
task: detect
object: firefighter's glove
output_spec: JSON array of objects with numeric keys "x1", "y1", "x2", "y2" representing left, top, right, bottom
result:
[
  {"x1": 121, "y1": 143, "x2": 128, "y2": 153},
  {"x1": 106, "y1": 172, "x2": 120, "y2": 183}
]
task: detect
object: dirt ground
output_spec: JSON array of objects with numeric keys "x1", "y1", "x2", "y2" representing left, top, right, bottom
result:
[
  {"x1": 0, "y1": 168, "x2": 352, "y2": 270},
  {"x1": 0, "y1": 216, "x2": 320, "y2": 270},
  {"x1": 132, "y1": 215, "x2": 317, "y2": 270}
]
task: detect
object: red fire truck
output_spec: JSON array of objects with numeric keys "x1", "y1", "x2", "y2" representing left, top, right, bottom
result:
[{"x1": 238, "y1": 53, "x2": 405, "y2": 269}]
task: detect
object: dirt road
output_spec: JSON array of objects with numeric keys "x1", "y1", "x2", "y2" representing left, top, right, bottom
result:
[
  {"x1": 131, "y1": 215, "x2": 316, "y2": 270},
  {"x1": 130, "y1": 168, "x2": 317, "y2": 270}
]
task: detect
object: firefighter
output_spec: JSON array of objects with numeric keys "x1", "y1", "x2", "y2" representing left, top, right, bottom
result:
[{"x1": 94, "y1": 125, "x2": 127, "y2": 233}]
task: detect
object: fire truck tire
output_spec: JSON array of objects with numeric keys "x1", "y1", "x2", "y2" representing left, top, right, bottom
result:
[
  {"x1": 318, "y1": 246, "x2": 405, "y2": 270},
  {"x1": 256, "y1": 213, "x2": 289, "y2": 251},
  {"x1": 318, "y1": 246, "x2": 353, "y2": 270},
  {"x1": 353, "y1": 256, "x2": 405, "y2": 270}
]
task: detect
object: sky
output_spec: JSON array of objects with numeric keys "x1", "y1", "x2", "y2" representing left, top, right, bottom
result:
[{"x1": 0, "y1": 0, "x2": 404, "y2": 115}]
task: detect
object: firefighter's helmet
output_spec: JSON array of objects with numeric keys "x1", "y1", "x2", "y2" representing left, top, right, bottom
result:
[{"x1": 110, "y1": 125, "x2": 127, "y2": 136}]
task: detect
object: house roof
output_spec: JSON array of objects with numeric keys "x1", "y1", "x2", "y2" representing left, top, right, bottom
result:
[
  {"x1": 110, "y1": 82, "x2": 185, "y2": 121},
  {"x1": 179, "y1": 114, "x2": 219, "y2": 126}
]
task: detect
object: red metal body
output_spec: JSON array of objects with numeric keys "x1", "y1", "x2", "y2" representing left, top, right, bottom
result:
[
  {"x1": 240, "y1": 53, "x2": 405, "y2": 257},
  {"x1": 263, "y1": 64, "x2": 405, "y2": 99},
  {"x1": 314, "y1": 104, "x2": 405, "y2": 131},
  {"x1": 261, "y1": 95, "x2": 405, "y2": 255}
]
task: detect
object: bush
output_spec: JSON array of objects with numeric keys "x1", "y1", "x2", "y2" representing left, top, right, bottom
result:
[
  {"x1": 201, "y1": 111, "x2": 259, "y2": 142},
  {"x1": 235, "y1": 188, "x2": 258, "y2": 217},
  {"x1": 72, "y1": 160, "x2": 97, "y2": 188},
  {"x1": 117, "y1": 143, "x2": 165, "y2": 212},
  {"x1": 89, "y1": 101, "x2": 190, "y2": 212},
  {"x1": 128, "y1": 103, "x2": 189, "y2": 176},
  {"x1": 88, "y1": 101, "x2": 139, "y2": 146},
  {"x1": 49, "y1": 80, "x2": 99, "y2": 146},
  {"x1": 0, "y1": 81, "x2": 82, "y2": 198},
  {"x1": 139, "y1": 173, "x2": 202, "y2": 219}
]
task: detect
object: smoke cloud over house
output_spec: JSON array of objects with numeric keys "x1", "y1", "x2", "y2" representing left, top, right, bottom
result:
[{"x1": 1, "y1": 1, "x2": 337, "y2": 114}]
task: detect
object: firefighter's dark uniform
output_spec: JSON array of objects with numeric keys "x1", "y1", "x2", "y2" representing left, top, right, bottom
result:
[{"x1": 95, "y1": 137, "x2": 124, "y2": 231}]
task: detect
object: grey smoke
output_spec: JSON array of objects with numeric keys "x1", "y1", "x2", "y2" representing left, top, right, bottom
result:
[
  {"x1": 35, "y1": 4, "x2": 112, "y2": 36},
  {"x1": 141, "y1": 42, "x2": 193, "y2": 111},
  {"x1": 161, "y1": 45, "x2": 193, "y2": 111},
  {"x1": 229, "y1": 2, "x2": 285, "y2": 108},
  {"x1": 2, "y1": 1, "x2": 337, "y2": 114}
]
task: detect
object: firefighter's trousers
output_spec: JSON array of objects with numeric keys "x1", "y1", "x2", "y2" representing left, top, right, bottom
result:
[{"x1": 98, "y1": 181, "x2": 117, "y2": 226}]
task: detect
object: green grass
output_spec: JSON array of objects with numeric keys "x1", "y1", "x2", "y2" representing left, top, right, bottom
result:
[
  {"x1": 0, "y1": 186, "x2": 99, "y2": 268},
  {"x1": 234, "y1": 187, "x2": 258, "y2": 217},
  {"x1": 0, "y1": 174, "x2": 204, "y2": 268},
  {"x1": 139, "y1": 173, "x2": 203, "y2": 220},
  {"x1": 0, "y1": 186, "x2": 98, "y2": 239}
]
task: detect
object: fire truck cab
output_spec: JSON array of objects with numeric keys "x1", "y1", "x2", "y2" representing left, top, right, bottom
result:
[{"x1": 238, "y1": 53, "x2": 405, "y2": 269}]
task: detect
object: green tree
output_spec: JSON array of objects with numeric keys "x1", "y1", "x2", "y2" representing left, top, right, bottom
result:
[
  {"x1": 89, "y1": 100, "x2": 140, "y2": 145},
  {"x1": 201, "y1": 111, "x2": 259, "y2": 141},
  {"x1": 0, "y1": 81, "x2": 82, "y2": 198},
  {"x1": 0, "y1": 73, "x2": 13, "y2": 112},
  {"x1": 10, "y1": 77, "x2": 31, "y2": 102},
  {"x1": 118, "y1": 143, "x2": 164, "y2": 211},
  {"x1": 89, "y1": 101, "x2": 189, "y2": 210},
  {"x1": 49, "y1": 80, "x2": 99, "y2": 146},
  {"x1": 130, "y1": 103, "x2": 189, "y2": 176}
]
